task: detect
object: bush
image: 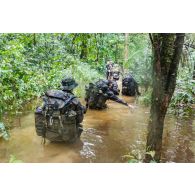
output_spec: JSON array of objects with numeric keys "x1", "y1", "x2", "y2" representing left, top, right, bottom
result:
[
  {"x1": 169, "y1": 67, "x2": 195, "y2": 116},
  {"x1": 138, "y1": 89, "x2": 152, "y2": 106},
  {"x1": 0, "y1": 34, "x2": 102, "y2": 119}
]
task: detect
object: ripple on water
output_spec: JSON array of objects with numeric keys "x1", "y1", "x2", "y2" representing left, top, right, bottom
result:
[
  {"x1": 80, "y1": 128, "x2": 103, "y2": 161},
  {"x1": 1, "y1": 100, "x2": 195, "y2": 163}
]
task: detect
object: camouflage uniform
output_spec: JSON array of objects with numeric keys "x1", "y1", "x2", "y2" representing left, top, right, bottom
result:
[
  {"x1": 35, "y1": 78, "x2": 86, "y2": 143},
  {"x1": 85, "y1": 79, "x2": 128, "y2": 110},
  {"x1": 112, "y1": 64, "x2": 120, "y2": 80},
  {"x1": 106, "y1": 62, "x2": 113, "y2": 79},
  {"x1": 122, "y1": 74, "x2": 141, "y2": 96},
  {"x1": 61, "y1": 78, "x2": 86, "y2": 124},
  {"x1": 108, "y1": 80, "x2": 120, "y2": 95}
]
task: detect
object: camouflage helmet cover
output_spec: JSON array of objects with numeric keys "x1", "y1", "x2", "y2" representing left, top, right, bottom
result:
[{"x1": 61, "y1": 77, "x2": 78, "y2": 90}]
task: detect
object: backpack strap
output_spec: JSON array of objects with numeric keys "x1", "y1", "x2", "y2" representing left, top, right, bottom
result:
[{"x1": 63, "y1": 95, "x2": 76, "y2": 108}]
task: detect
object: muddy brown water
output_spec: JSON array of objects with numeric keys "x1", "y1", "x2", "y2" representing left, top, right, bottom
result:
[{"x1": 0, "y1": 96, "x2": 195, "y2": 163}]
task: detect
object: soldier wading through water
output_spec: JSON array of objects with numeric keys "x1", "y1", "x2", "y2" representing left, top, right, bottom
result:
[
  {"x1": 108, "y1": 79, "x2": 120, "y2": 95},
  {"x1": 122, "y1": 74, "x2": 141, "y2": 96},
  {"x1": 35, "y1": 77, "x2": 86, "y2": 143},
  {"x1": 106, "y1": 61, "x2": 114, "y2": 80},
  {"x1": 85, "y1": 79, "x2": 133, "y2": 110},
  {"x1": 112, "y1": 64, "x2": 120, "y2": 81}
]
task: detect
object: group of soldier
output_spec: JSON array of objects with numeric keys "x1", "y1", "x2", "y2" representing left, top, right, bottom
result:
[{"x1": 35, "y1": 60, "x2": 141, "y2": 143}]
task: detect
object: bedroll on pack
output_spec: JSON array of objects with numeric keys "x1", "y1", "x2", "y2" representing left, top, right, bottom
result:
[{"x1": 35, "y1": 90, "x2": 80, "y2": 143}]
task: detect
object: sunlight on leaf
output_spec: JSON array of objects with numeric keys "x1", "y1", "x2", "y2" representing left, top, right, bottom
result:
[
  {"x1": 145, "y1": 150, "x2": 155, "y2": 158},
  {"x1": 9, "y1": 155, "x2": 23, "y2": 163}
]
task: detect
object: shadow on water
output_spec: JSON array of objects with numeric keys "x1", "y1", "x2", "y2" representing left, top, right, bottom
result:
[{"x1": 0, "y1": 96, "x2": 195, "y2": 163}]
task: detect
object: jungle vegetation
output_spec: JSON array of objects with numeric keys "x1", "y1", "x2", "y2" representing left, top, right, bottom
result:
[
  {"x1": 0, "y1": 33, "x2": 194, "y2": 162},
  {"x1": 0, "y1": 33, "x2": 151, "y2": 119}
]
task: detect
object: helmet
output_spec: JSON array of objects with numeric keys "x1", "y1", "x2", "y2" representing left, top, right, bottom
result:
[
  {"x1": 61, "y1": 77, "x2": 78, "y2": 91},
  {"x1": 107, "y1": 60, "x2": 113, "y2": 65}
]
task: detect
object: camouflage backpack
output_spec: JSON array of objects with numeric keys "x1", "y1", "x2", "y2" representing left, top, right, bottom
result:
[
  {"x1": 122, "y1": 76, "x2": 136, "y2": 96},
  {"x1": 85, "y1": 80, "x2": 108, "y2": 109},
  {"x1": 35, "y1": 90, "x2": 79, "y2": 143}
]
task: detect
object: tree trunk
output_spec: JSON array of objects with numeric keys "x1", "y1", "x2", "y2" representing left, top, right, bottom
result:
[
  {"x1": 144, "y1": 33, "x2": 185, "y2": 162},
  {"x1": 115, "y1": 43, "x2": 118, "y2": 63},
  {"x1": 100, "y1": 33, "x2": 104, "y2": 61},
  {"x1": 71, "y1": 33, "x2": 78, "y2": 54},
  {"x1": 80, "y1": 33, "x2": 88, "y2": 60},
  {"x1": 95, "y1": 33, "x2": 99, "y2": 62},
  {"x1": 124, "y1": 33, "x2": 129, "y2": 64},
  {"x1": 114, "y1": 34, "x2": 120, "y2": 63},
  {"x1": 33, "y1": 33, "x2": 36, "y2": 46},
  {"x1": 121, "y1": 33, "x2": 129, "y2": 74}
]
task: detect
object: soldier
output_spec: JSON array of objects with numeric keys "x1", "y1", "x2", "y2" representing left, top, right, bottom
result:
[
  {"x1": 35, "y1": 77, "x2": 86, "y2": 143},
  {"x1": 108, "y1": 79, "x2": 120, "y2": 95},
  {"x1": 122, "y1": 74, "x2": 141, "y2": 96},
  {"x1": 85, "y1": 79, "x2": 132, "y2": 110},
  {"x1": 112, "y1": 64, "x2": 120, "y2": 81},
  {"x1": 106, "y1": 61, "x2": 113, "y2": 80}
]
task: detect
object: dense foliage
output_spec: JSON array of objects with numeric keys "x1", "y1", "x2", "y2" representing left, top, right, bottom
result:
[
  {"x1": 169, "y1": 45, "x2": 195, "y2": 116},
  {"x1": 0, "y1": 33, "x2": 194, "y2": 164},
  {"x1": 0, "y1": 33, "x2": 151, "y2": 120},
  {"x1": 0, "y1": 33, "x2": 194, "y2": 123},
  {"x1": 125, "y1": 34, "x2": 152, "y2": 91},
  {"x1": 0, "y1": 34, "x2": 103, "y2": 120}
]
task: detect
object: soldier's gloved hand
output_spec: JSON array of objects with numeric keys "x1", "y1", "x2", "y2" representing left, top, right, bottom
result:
[{"x1": 127, "y1": 104, "x2": 135, "y2": 112}]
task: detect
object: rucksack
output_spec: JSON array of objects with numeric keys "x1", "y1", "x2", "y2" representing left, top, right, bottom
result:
[
  {"x1": 110, "y1": 80, "x2": 120, "y2": 95},
  {"x1": 85, "y1": 81, "x2": 108, "y2": 109},
  {"x1": 35, "y1": 90, "x2": 79, "y2": 143},
  {"x1": 113, "y1": 72, "x2": 119, "y2": 80},
  {"x1": 122, "y1": 76, "x2": 136, "y2": 96}
]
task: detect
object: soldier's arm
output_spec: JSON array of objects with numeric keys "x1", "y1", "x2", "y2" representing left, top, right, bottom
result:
[
  {"x1": 107, "y1": 91, "x2": 135, "y2": 112},
  {"x1": 107, "y1": 91, "x2": 128, "y2": 106},
  {"x1": 72, "y1": 98, "x2": 86, "y2": 123}
]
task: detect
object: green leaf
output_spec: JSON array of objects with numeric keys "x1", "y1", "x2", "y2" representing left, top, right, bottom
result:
[
  {"x1": 145, "y1": 151, "x2": 155, "y2": 158},
  {"x1": 9, "y1": 155, "x2": 23, "y2": 163},
  {"x1": 0, "y1": 122, "x2": 10, "y2": 141}
]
